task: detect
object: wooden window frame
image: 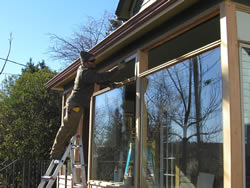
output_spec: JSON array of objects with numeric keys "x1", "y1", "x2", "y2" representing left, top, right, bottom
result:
[
  {"x1": 87, "y1": 53, "x2": 139, "y2": 187},
  {"x1": 220, "y1": 1, "x2": 250, "y2": 188}
]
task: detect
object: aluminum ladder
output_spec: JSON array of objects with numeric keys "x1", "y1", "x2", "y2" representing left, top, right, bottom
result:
[{"x1": 38, "y1": 135, "x2": 86, "y2": 188}]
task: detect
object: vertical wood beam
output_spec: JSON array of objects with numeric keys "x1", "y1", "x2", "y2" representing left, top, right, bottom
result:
[
  {"x1": 87, "y1": 96, "x2": 94, "y2": 188},
  {"x1": 87, "y1": 84, "x2": 99, "y2": 187},
  {"x1": 135, "y1": 50, "x2": 148, "y2": 187},
  {"x1": 139, "y1": 50, "x2": 148, "y2": 74},
  {"x1": 135, "y1": 60, "x2": 141, "y2": 188},
  {"x1": 220, "y1": 1, "x2": 243, "y2": 188},
  {"x1": 138, "y1": 50, "x2": 149, "y2": 188}
]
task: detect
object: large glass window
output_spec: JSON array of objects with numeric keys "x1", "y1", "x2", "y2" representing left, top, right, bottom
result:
[
  {"x1": 141, "y1": 47, "x2": 223, "y2": 187},
  {"x1": 91, "y1": 82, "x2": 136, "y2": 186},
  {"x1": 240, "y1": 45, "x2": 250, "y2": 188}
]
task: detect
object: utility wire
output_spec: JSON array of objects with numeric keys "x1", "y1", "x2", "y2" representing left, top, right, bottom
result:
[
  {"x1": 0, "y1": 57, "x2": 26, "y2": 67},
  {"x1": 1, "y1": 72, "x2": 20, "y2": 76}
]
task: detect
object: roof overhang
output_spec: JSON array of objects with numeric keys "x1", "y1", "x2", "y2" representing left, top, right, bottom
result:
[{"x1": 45, "y1": 0, "x2": 199, "y2": 91}]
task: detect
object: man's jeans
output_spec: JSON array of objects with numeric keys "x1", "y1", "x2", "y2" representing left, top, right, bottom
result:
[{"x1": 50, "y1": 98, "x2": 83, "y2": 157}]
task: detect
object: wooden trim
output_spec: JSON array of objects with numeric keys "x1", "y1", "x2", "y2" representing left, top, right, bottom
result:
[
  {"x1": 142, "y1": 5, "x2": 220, "y2": 52},
  {"x1": 87, "y1": 96, "x2": 94, "y2": 187},
  {"x1": 235, "y1": 2, "x2": 250, "y2": 13},
  {"x1": 135, "y1": 55, "x2": 141, "y2": 188},
  {"x1": 140, "y1": 78, "x2": 149, "y2": 188},
  {"x1": 137, "y1": 50, "x2": 148, "y2": 187},
  {"x1": 92, "y1": 77, "x2": 136, "y2": 97},
  {"x1": 92, "y1": 87, "x2": 112, "y2": 97},
  {"x1": 89, "y1": 0, "x2": 183, "y2": 56},
  {"x1": 139, "y1": 40, "x2": 221, "y2": 77},
  {"x1": 239, "y1": 40, "x2": 250, "y2": 45},
  {"x1": 220, "y1": 1, "x2": 243, "y2": 188},
  {"x1": 61, "y1": 95, "x2": 65, "y2": 125},
  {"x1": 138, "y1": 50, "x2": 148, "y2": 74}
]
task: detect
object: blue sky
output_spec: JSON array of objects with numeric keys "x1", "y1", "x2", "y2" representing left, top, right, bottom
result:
[{"x1": 0, "y1": 0, "x2": 119, "y2": 82}]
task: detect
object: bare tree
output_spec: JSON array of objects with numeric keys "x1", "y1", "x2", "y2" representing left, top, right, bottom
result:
[
  {"x1": 47, "y1": 11, "x2": 122, "y2": 66},
  {"x1": 144, "y1": 50, "x2": 222, "y2": 176}
]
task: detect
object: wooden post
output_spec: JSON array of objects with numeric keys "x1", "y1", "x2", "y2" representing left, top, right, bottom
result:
[
  {"x1": 220, "y1": 1, "x2": 243, "y2": 188},
  {"x1": 138, "y1": 50, "x2": 149, "y2": 188}
]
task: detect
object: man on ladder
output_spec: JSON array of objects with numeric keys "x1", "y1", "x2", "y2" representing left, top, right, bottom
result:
[{"x1": 39, "y1": 51, "x2": 125, "y2": 188}]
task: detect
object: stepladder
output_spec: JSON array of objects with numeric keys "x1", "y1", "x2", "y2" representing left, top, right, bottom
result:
[{"x1": 38, "y1": 135, "x2": 87, "y2": 188}]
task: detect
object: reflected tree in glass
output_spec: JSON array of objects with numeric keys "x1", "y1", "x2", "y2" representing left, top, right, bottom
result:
[
  {"x1": 92, "y1": 83, "x2": 136, "y2": 184},
  {"x1": 143, "y1": 47, "x2": 223, "y2": 187}
]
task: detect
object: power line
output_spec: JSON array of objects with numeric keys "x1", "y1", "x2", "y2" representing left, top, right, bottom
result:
[
  {"x1": 1, "y1": 72, "x2": 20, "y2": 76},
  {"x1": 0, "y1": 57, "x2": 26, "y2": 67}
]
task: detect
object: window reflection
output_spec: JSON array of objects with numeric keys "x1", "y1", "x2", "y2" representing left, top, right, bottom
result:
[
  {"x1": 92, "y1": 82, "x2": 136, "y2": 185},
  {"x1": 142, "y1": 47, "x2": 223, "y2": 188},
  {"x1": 241, "y1": 46, "x2": 250, "y2": 187}
]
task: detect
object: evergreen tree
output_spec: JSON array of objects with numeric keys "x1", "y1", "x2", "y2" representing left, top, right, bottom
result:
[{"x1": 0, "y1": 60, "x2": 61, "y2": 161}]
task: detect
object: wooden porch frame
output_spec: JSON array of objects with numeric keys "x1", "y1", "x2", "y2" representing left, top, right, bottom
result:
[
  {"x1": 220, "y1": 1, "x2": 243, "y2": 188},
  {"x1": 85, "y1": 1, "x2": 250, "y2": 187}
]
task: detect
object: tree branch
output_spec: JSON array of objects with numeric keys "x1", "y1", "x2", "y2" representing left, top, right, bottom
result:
[{"x1": 0, "y1": 33, "x2": 13, "y2": 75}]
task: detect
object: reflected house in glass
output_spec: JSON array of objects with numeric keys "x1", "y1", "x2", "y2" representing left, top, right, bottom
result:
[{"x1": 45, "y1": 0, "x2": 250, "y2": 187}]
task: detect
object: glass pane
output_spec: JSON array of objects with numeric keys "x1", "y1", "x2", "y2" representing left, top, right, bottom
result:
[
  {"x1": 148, "y1": 17, "x2": 220, "y2": 69},
  {"x1": 141, "y1": 47, "x2": 223, "y2": 188},
  {"x1": 92, "y1": 82, "x2": 136, "y2": 185},
  {"x1": 237, "y1": 11, "x2": 250, "y2": 41},
  {"x1": 241, "y1": 46, "x2": 250, "y2": 187}
]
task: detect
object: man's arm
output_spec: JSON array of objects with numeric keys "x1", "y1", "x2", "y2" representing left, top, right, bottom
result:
[
  {"x1": 82, "y1": 61, "x2": 126, "y2": 84},
  {"x1": 82, "y1": 69, "x2": 118, "y2": 84}
]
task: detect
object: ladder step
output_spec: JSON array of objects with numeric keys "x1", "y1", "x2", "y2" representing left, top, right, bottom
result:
[
  {"x1": 41, "y1": 176, "x2": 56, "y2": 180},
  {"x1": 72, "y1": 143, "x2": 82, "y2": 147},
  {"x1": 73, "y1": 164, "x2": 83, "y2": 168},
  {"x1": 53, "y1": 160, "x2": 61, "y2": 164},
  {"x1": 73, "y1": 163, "x2": 87, "y2": 168},
  {"x1": 73, "y1": 184, "x2": 84, "y2": 188}
]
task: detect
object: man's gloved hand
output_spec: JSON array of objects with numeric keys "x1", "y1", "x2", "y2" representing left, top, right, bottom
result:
[
  {"x1": 108, "y1": 82, "x2": 121, "y2": 88},
  {"x1": 108, "y1": 60, "x2": 126, "y2": 72},
  {"x1": 117, "y1": 60, "x2": 126, "y2": 70}
]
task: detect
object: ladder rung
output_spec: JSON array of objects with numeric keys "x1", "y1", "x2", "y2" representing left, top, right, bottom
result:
[
  {"x1": 73, "y1": 184, "x2": 83, "y2": 188},
  {"x1": 53, "y1": 159, "x2": 65, "y2": 164},
  {"x1": 164, "y1": 173, "x2": 175, "y2": 176},
  {"x1": 73, "y1": 164, "x2": 86, "y2": 168},
  {"x1": 73, "y1": 164, "x2": 82, "y2": 168},
  {"x1": 41, "y1": 176, "x2": 56, "y2": 180},
  {"x1": 167, "y1": 157, "x2": 176, "y2": 159},
  {"x1": 53, "y1": 160, "x2": 60, "y2": 164},
  {"x1": 163, "y1": 157, "x2": 175, "y2": 160},
  {"x1": 71, "y1": 144, "x2": 82, "y2": 149}
]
